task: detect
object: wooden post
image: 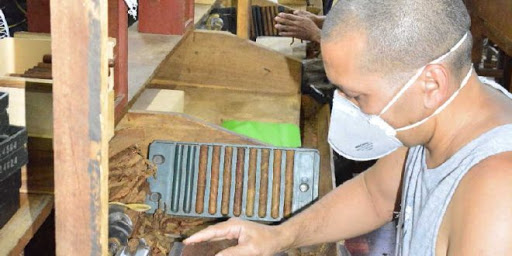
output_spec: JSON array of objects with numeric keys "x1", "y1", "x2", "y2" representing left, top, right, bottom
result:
[
  {"x1": 138, "y1": 0, "x2": 195, "y2": 35},
  {"x1": 108, "y1": 0, "x2": 129, "y2": 122},
  {"x1": 50, "y1": 0, "x2": 109, "y2": 255},
  {"x1": 237, "y1": 0, "x2": 252, "y2": 39},
  {"x1": 27, "y1": 0, "x2": 52, "y2": 33}
]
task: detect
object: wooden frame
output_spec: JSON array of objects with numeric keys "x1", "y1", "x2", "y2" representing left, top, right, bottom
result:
[
  {"x1": 0, "y1": 33, "x2": 116, "y2": 195},
  {"x1": 3, "y1": 0, "x2": 332, "y2": 254},
  {"x1": 50, "y1": 0, "x2": 109, "y2": 254},
  {"x1": 237, "y1": 0, "x2": 252, "y2": 39}
]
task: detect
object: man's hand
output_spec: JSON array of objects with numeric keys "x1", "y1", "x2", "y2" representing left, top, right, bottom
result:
[
  {"x1": 274, "y1": 12, "x2": 322, "y2": 43},
  {"x1": 183, "y1": 218, "x2": 294, "y2": 256}
]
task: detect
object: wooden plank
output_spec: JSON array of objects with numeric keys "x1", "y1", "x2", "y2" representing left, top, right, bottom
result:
[
  {"x1": 27, "y1": 0, "x2": 52, "y2": 33},
  {"x1": 50, "y1": 0, "x2": 109, "y2": 254},
  {"x1": 126, "y1": 26, "x2": 183, "y2": 101},
  {"x1": 147, "y1": 84, "x2": 301, "y2": 126},
  {"x1": 12, "y1": 31, "x2": 51, "y2": 39},
  {"x1": 301, "y1": 95, "x2": 334, "y2": 197},
  {"x1": 125, "y1": 2, "x2": 215, "y2": 107},
  {"x1": 138, "y1": 0, "x2": 195, "y2": 35},
  {"x1": 130, "y1": 88, "x2": 185, "y2": 113},
  {"x1": 108, "y1": 0, "x2": 129, "y2": 121},
  {"x1": 0, "y1": 193, "x2": 54, "y2": 256},
  {"x1": 0, "y1": 35, "x2": 115, "y2": 138},
  {"x1": 26, "y1": 91, "x2": 52, "y2": 138},
  {"x1": 0, "y1": 37, "x2": 51, "y2": 76},
  {"x1": 256, "y1": 36, "x2": 307, "y2": 59},
  {"x1": 151, "y1": 30, "x2": 302, "y2": 96},
  {"x1": 236, "y1": 0, "x2": 252, "y2": 39},
  {"x1": 150, "y1": 78, "x2": 297, "y2": 95},
  {"x1": 21, "y1": 137, "x2": 54, "y2": 194},
  {"x1": 111, "y1": 111, "x2": 265, "y2": 158}
]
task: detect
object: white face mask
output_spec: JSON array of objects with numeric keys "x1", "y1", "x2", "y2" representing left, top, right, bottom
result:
[{"x1": 328, "y1": 32, "x2": 473, "y2": 161}]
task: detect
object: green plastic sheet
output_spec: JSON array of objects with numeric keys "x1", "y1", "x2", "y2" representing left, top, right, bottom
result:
[{"x1": 221, "y1": 120, "x2": 301, "y2": 148}]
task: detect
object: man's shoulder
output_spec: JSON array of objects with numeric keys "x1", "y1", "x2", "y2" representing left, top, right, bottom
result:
[
  {"x1": 457, "y1": 151, "x2": 512, "y2": 200},
  {"x1": 445, "y1": 151, "x2": 512, "y2": 254},
  {"x1": 466, "y1": 151, "x2": 512, "y2": 184}
]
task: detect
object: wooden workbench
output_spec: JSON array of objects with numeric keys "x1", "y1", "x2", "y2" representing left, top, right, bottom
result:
[{"x1": 118, "y1": 18, "x2": 338, "y2": 256}]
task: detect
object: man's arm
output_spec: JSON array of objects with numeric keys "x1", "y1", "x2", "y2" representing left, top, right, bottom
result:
[
  {"x1": 184, "y1": 147, "x2": 408, "y2": 256},
  {"x1": 445, "y1": 152, "x2": 512, "y2": 255},
  {"x1": 282, "y1": 146, "x2": 407, "y2": 247}
]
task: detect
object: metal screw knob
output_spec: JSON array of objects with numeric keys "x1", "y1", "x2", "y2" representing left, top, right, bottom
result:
[
  {"x1": 299, "y1": 183, "x2": 309, "y2": 192},
  {"x1": 149, "y1": 192, "x2": 161, "y2": 202},
  {"x1": 152, "y1": 154, "x2": 165, "y2": 165}
]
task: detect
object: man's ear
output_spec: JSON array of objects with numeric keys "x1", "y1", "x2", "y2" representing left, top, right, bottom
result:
[{"x1": 422, "y1": 64, "x2": 449, "y2": 109}]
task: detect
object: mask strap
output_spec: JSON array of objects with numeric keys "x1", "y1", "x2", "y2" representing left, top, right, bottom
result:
[
  {"x1": 378, "y1": 32, "x2": 470, "y2": 116},
  {"x1": 395, "y1": 67, "x2": 473, "y2": 131}
]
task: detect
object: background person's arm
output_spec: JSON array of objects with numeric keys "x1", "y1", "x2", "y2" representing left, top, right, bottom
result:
[
  {"x1": 184, "y1": 147, "x2": 408, "y2": 256},
  {"x1": 289, "y1": 10, "x2": 326, "y2": 28},
  {"x1": 274, "y1": 12, "x2": 323, "y2": 43}
]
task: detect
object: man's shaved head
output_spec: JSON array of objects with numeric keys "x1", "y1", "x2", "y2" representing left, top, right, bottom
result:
[{"x1": 322, "y1": 0, "x2": 472, "y2": 84}]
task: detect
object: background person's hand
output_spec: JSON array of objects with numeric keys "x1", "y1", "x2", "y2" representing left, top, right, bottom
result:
[
  {"x1": 274, "y1": 12, "x2": 322, "y2": 43},
  {"x1": 184, "y1": 218, "x2": 293, "y2": 256},
  {"x1": 292, "y1": 10, "x2": 324, "y2": 28}
]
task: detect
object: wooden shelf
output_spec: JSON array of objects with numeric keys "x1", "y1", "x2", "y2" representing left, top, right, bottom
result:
[{"x1": 0, "y1": 193, "x2": 54, "y2": 256}]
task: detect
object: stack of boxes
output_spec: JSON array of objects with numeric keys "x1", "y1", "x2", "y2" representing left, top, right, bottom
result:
[{"x1": 0, "y1": 92, "x2": 28, "y2": 228}]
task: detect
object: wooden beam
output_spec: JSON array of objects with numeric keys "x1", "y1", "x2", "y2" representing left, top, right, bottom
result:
[
  {"x1": 50, "y1": 0, "x2": 109, "y2": 254},
  {"x1": 237, "y1": 0, "x2": 252, "y2": 39},
  {"x1": 138, "y1": 0, "x2": 195, "y2": 35},
  {"x1": 27, "y1": 0, "x2": 52, "y2": 33},
  {"x1": 108, "y1": 0, "x2": 129, "y2": 122}
]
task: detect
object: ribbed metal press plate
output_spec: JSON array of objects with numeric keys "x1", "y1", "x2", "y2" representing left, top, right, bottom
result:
[{"x1": 146, "y1": 141, "x2": 320, "y2": 222}]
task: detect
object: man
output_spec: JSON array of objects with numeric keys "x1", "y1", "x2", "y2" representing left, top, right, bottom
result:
[{"x1": 185, "y1": 0, "x2": 512, "y2": 255}]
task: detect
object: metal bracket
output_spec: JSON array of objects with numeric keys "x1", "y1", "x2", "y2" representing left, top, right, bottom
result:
[{"x1": 146, "y1": 141, "x2": 320, "y2": 222}]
